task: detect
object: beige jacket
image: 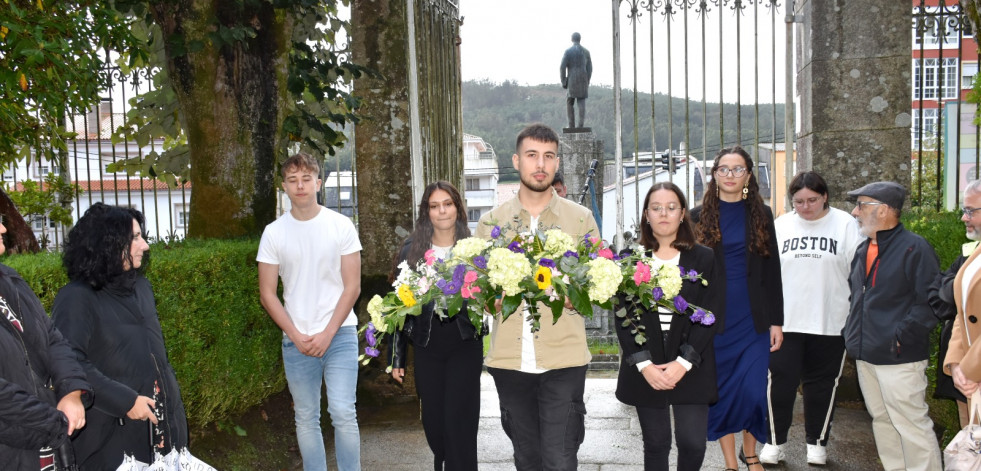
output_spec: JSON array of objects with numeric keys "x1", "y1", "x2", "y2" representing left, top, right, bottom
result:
[
  {"x1": 474, "y1": 190, "x2": 600, "y2": 370},
  {"x1": 944, "y1": 244, "x2": 981, "y2": 380}
]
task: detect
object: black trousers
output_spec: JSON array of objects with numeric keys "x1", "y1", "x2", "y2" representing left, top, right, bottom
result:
[
  {"x1": 413, "y1": 317, "x2": 483, "y2": 471},
  {"x1": 487, "y1": 365, "x2": 588, "y2": 471},
  {"x1": 635, "y1": 404, "x2": 708, "y2": 471},
  {"x1": 766, "y1": 332, "x2": 846, "y2": 446}
]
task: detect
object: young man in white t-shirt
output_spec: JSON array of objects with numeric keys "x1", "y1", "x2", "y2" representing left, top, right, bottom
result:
[{"x1": 257, "y1": 153, "x2": 362, "y2": 471}]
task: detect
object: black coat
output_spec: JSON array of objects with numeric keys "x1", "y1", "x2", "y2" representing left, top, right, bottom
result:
[
  {"x1": 690, "y1": 205, "x2": 784, "y2": 334},
  {"x1": 0, "y1": 264, "x2": 92, "y2": 471},
  {"x1": 615, "y1": 245, "x2": 725, "y2": 407},
  {"x1": 844, "y1": 223, "x2": 940, "y2": 364},
  {"x1": 929, "y1": 251, "x2": 970, "y2": 402},
  {"x1": 52, "y1": 273, "x2": 188, "y2": 470},
  {"x1": 388, "y1": 238, "x2": 480, "y2": 370}
]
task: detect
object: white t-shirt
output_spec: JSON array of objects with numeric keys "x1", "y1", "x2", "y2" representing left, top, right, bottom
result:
[
  {"x1": 256, "y1": 207, "x2": 362, "y2": 335},
  {"x1": 775, "y1": 207, "x2": 862, "y2": 336}
]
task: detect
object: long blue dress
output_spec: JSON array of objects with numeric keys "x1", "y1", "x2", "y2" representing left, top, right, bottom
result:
[{"x1": 706, "y1": 200, "x2": 770, "y2": 442}]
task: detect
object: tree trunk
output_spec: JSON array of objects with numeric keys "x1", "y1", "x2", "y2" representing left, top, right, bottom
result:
[{"x1": 150, "y1": 1, "x2": 290, "y2": 238}]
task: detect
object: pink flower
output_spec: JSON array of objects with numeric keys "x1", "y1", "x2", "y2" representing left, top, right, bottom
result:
[
  {"x1": 633, "y1": 261, "x2": 651, "y2": 286},
  {"x1": 597, "y1": 248, "x2": 614, "y2": 260},
  {"x1": 424, "y1": 249, "x2": 436, "y2": 266},
  {"x1": 464, "y1": 270, "x2": 478, "y2": 284},
  {"x1": 461, "y1": 284, "x2": 481, "y2": 299}
]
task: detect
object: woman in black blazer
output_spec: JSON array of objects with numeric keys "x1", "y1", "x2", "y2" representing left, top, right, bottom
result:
[
  {"x1": 615, "y1": 181, "x2": 724, "y2": 471},
  {"x1": 387, "y1": 181, "x2": 482, "y2": 471}
]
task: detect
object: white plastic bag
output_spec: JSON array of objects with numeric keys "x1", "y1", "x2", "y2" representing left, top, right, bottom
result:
[
  {"x1": 944, "y1": 390, "x2": 981, "y2": 471},
  {"x1": 114, "y1": 455, "x2": 149, "y2": 471}
]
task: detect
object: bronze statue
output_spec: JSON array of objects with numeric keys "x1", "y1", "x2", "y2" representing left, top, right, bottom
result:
[{"x1": 560, "y1": 32, "x2": 592, "y2": 129}]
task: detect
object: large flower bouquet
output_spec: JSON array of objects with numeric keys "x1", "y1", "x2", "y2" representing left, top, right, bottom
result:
[
  {"x1": 612, "y1": 247, "x2": 716, "y2": 346},
  {"x1": 359, "y1": 225, "x2": 624, "y2": 365}
]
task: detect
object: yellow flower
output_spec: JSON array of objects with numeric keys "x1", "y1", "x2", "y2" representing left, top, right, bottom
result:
[
  {"x1": 397, "y1": 284, "x2": 417, "y2": 307},
  {"x1": 535, "y1": 266, "x2": 552, "y2": 290}
]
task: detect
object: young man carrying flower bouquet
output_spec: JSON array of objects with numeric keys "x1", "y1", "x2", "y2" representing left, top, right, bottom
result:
[{"x1": 474, "y1": 124, "x2": 600, "y2": 471}]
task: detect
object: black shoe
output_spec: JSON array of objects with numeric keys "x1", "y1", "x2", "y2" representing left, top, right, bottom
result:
[{"x1": 739, "y1": 449, "x2": 763, "y2": 470}]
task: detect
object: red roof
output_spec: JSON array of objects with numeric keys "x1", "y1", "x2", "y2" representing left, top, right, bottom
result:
[{"x1": 11, "y1": 179, "x2": 190, "y2": 192}]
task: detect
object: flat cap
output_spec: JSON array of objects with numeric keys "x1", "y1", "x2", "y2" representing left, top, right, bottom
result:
[{"x1": 847, "y1": 181, "x2": 906, "y2": 209}]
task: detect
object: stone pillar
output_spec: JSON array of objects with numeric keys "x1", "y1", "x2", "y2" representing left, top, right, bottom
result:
[
  {"x1": 559, "y1": 131, "x2": 610, "y2": 338},
  {"x1": 795, "y1": 0, "x2": 911, "y2": 402},
  {"x1": 351, "y1": 0, "x2": 464, "y2": 398},
  {"x1": 796, "y1": 0, "x2": 912, "y2": 210},
  {"x1": 560, "y1": 131, "x2": 604, "y2": 217}
]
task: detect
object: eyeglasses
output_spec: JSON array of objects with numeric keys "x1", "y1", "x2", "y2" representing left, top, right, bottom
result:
[
  {"x1": 962, "y1": 207, "x2": 981, "y2": 218},
  {"x1": 714, "y1": 166, "x2": 747, "y2": 178},
  {"x1": 855, "y1": 201, "x2": 885, "y2": 210},
  {"x1": 792, "y1": 196, "x2": 823, "y2": 208},
  {"x1": 648, "y1": 204, "x2": 682, "y2": 215}
]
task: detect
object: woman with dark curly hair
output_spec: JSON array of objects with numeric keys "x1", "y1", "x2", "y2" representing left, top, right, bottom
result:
[
  {"x1": 691, "y1": 147, "x2": 783, "y2": 471},
  {"x1": 387, "y1": 181, "x2": 483, "y2": 471},
  {"x1": 52, "y1": 203, "x2": 188, "y2": 470}
]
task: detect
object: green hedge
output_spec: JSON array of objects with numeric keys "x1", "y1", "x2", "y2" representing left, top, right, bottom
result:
[
  {"x1": 4, "y1": 238, "x2": 285, "y2": 428},
  {"x1": 902, "y1": 208, "x2": 967, "y2": 444}
]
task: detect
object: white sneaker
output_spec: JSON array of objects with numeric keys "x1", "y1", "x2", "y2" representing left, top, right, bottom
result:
[
  {"x1": 759, "y1": 443, "x2": 785, "y2": 464},
  {"x1": 807, "y1": 444, "x2": 828, "y2": 465}
]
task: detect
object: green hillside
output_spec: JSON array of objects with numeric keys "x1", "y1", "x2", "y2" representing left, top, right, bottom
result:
[{"x1": 463, "y1": 79, "x2": 787, "y2": 182}]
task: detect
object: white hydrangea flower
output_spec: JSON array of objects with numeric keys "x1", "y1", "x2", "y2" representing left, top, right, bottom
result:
[
  {"x1": 486, "y1": 247, "x2": 531, "y2": 295},
  {"x1": 657, "y1": 263, "x2": 683, "y2": 299},
  {"x1": 586, "y1": 257, "x2": 623, "y2": 303},
  {"x1": 366, "y1": 295, "x2": 390, "y2": 333},
  {"x1": 542, "y1": 229, "x2": 576, "y2": 258},
  {"x1": 452, "y1": 237, "x2": 490, "y2": 261}
]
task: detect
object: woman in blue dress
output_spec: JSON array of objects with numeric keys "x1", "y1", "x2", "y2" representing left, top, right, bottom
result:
[{"x1": 691, "y1": 146, "x2": 784, "y2": 471}]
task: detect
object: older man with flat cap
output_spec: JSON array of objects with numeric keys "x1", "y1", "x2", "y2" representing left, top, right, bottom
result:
[{"x1": 843, "y1": 181, "x2": 942, "y2": 471}]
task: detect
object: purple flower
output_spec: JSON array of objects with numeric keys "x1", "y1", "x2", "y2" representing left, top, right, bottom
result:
[
  {"x1": 365, "y1": 322, "x2": 378, "y2": 347},
  {"x1": 507, "y1": 241, "x2": 525, "y2": 253},
  {"x1": 491, "y1": 225, "x2": 502, "y2": 239},
  {"x1": 453, "y1": 264, "x2": 467, "y2": 284},
  {"x1": 701, "y1": 313, "x2": 716, "y2": 326},
  {"x1": 673, "y1": 295, "x2": 689, "y2": 312},
  {"x1": 589, "y1": 252, "x2": 597, "y2": 259},
  {"x1": 437, "y1": 278, "x2": 460, "y2": 296},
  {"x1": 473, "y1": 255, "x2": 488, "y2": 269},
  {"x1": 364, "y1": 346, "x2": 380, "y2": 358},
  {"x1": 690, "y1": 309, "x2": 705, "y2": 324},
  {"x1": 583, "y1": 234, "x2": 593, "y2": 247},
  {"x1": 563, "y1": 250, "x2": 578, "y2": 258},
  {"x1": 538, "y1": 258, "x2": 555, "y2": 268},
  {"x1": 612, "y1": 253, "x2": 621, "y2": 261},
  {"x1": 652, "y1": 287, "x2": 664, "y2": 301},
  {"x1": 687, "y1": 269, "x2": 699, "y2": 281}
]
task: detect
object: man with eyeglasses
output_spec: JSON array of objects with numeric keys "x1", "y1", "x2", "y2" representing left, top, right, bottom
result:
[
  {"x1": 843, "y1": 181, "x2": 942, "y2": 471},
  {"x1": 938, "y1": 180, "x2": 981, "y2": 429}
]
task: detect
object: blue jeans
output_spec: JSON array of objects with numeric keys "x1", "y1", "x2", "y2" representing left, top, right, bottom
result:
[{"x1": 282, "y1": 325, "x2": 361, "y2": 471}]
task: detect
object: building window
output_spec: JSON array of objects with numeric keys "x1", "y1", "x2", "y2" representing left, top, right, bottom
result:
[
  {"x1": 912, "y1": 108, "x2": 939, "y2": 149},
  {"x1": 914, "y1": 58, "x2": 958, "y2": 100},
  {"x1": 175, "y1": 205, "x2": 190, "y2": 228},
  {"x1": 468, "y1": 209, "x2": 482, "y2": 221},
  {"x1": 963, "y1": 62, "x2": 978, "y2": 89},
  {"x1": 466, "y1": 178, "x2": 480, "y2": 191},
  {"x1": 913, "y1": 15, "x2": 961, "y2": 48},
  {"x1": 32, "y1": 216, "x2": 56, "y2": 230}
]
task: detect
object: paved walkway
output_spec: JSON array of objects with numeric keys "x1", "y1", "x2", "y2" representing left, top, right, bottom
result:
[{"x1": 355, "y1": 371, "x2": 884, "y2": 470}]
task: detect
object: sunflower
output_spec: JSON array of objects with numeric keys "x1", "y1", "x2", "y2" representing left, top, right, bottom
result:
[{"x1": 535, "y1": 266, "x2": 552, "y2": 290}]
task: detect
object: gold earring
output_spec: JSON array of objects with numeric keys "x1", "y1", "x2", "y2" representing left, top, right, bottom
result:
[
  {"x1": 716, "y1": 186, "x2": 720, "y2": 198},
  {"x1": 742, "y1": 183, "x2": 749, "y2": 200}
]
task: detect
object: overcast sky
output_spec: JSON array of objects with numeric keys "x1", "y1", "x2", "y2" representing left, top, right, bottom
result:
[{"x1": 458, "y1": 0, "x2": 792, "y2": 104}]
